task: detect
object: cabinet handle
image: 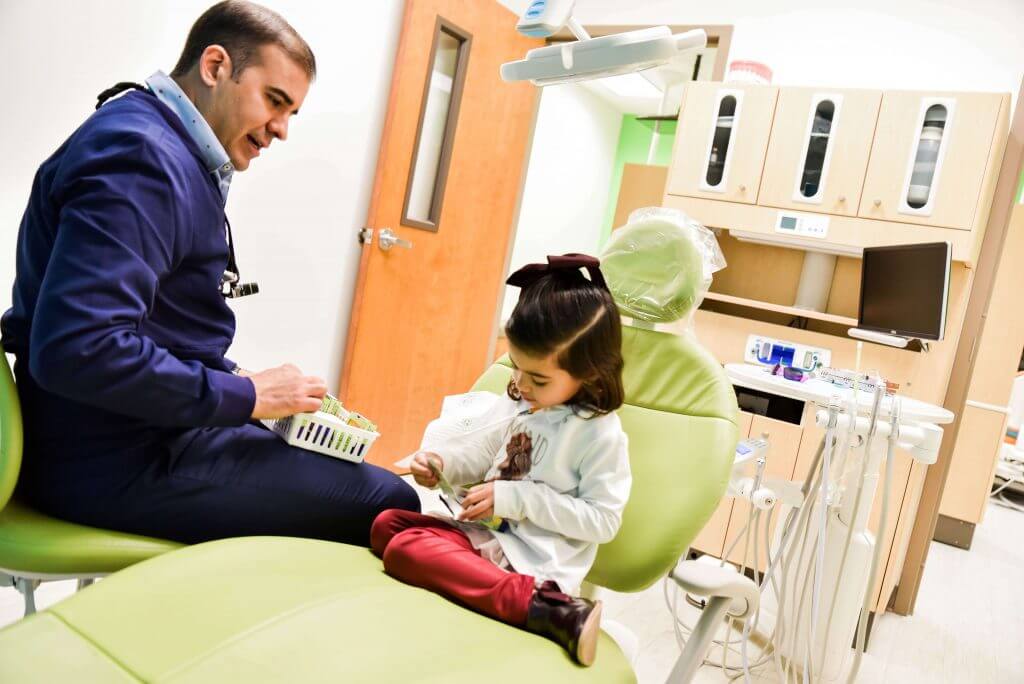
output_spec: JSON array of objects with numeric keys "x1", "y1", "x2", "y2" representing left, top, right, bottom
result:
[
  {"x1": 873, "y1": 199, "x2": 882, "y2": 207},
  {"x1": 739, "y1": 184, "x2": 747, "y2": 192},
  {"x1": 838, "y1": 195, "x2": 847, "y2": 203}
]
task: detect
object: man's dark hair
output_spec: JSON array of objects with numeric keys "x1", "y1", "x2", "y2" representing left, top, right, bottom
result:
[
  {"x1": 171, "y1": 1, "x2": 316, "y2": 81},
  {"x1": 505, "y1": 271, "x2": 625, "y2": 416}
]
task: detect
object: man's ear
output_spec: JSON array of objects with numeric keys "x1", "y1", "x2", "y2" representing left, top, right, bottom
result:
[{"x1": 198, "y1": 45, "x2": 233, "y2": 86}]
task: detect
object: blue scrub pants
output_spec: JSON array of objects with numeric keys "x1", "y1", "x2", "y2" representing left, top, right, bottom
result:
[{"x1": 18, "y1": 422, "x2": 421, "y2": 546}]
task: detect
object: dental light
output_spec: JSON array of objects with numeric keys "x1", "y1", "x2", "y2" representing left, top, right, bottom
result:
[{"x1": 500, "y1": 0, "x2": 707, "y2": 86}]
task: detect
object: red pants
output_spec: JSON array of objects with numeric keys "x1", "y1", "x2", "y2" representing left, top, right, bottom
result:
[{"x1": 370, "y1": 509, "x2": 536, "y2": 626}]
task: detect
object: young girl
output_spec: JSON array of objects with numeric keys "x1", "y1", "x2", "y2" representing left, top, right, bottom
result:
[{"x1": 371, "y1": 253, "x2": 631, "y2": 667}]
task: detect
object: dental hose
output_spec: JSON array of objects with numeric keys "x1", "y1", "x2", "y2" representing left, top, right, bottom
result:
[
  {"x1": 815, "y1": 379, "x2": 886, "y2": 674},
  {"x1": 732, "y1": 443, "x2": 826, "y2": 682},
  {"x1": 846, "y1": 396, "x2": 901, "y2": 684},
  {"x1": 670, "y1": 441, "x2": 829, "y2": 681},
  {"x1": 804, "y1": 396, "x2": 843, "y2": 682},
  {"x1": 778, "y1": 435, "x2": 834, "y2": 682},
  {"x1": 736, "y1": 457, "x2": 768, "y2": 682},
  {"x1": 728, "y1": 506, "x2": 784, "y2": 681},
  {"x1": 782, "y1": 401, "x2": 840, "y2": 683},
  {"x1": 673, "y1": 438, "x2": 834, "y2": 682},
  {"x1": 772, "y1": 439, "x2": 828, "y2": 681}
]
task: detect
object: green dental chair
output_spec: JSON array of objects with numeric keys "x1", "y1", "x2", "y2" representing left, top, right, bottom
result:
[
  {"x1": 0, "y1": 214, "x2": 758, "y2": 682},
  {"x1": 0, "y1": 352, "x2": 181, "y2": 616}
]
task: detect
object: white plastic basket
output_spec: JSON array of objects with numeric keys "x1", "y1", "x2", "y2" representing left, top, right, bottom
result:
[{"x1": 270, "y1": 411, "x2": 379, "y2": 463}]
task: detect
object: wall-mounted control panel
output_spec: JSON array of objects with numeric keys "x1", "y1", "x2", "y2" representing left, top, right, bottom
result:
[
  {"x1": 745, "y1": 335, "x2": 831, "y2": 371},
  {"x1": 775, "y1": 210, "x2": 830, "y2": 239}
]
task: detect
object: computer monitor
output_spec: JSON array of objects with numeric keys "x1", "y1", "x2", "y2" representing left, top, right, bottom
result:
[{"x1": 857, "y1": 242, "x2": 951, "y2": 341}]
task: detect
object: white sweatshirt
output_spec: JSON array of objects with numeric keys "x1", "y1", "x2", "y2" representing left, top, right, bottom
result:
[{"x1": 430, "y1": 392, "x2": 631, "y2": 594}]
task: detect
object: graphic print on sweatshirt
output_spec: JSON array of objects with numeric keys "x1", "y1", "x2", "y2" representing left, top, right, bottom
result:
[{"x1": 496, "y1": 410, "x2": 552, "y2": 481}]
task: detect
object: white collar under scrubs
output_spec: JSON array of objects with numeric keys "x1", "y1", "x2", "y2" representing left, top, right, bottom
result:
[{"x1": 145, "y1": 70, "x2": 234, "y2": 203}]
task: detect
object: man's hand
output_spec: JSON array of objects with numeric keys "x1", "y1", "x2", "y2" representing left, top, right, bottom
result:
[
  {"x1": 458, "y1": 482, "x2": 495, "y2": 522},
  {"x1": 410, "y1": 452, "x2": 443, "y2": 488},
  {"x1": 249, "y1": 364, "x2": 327, "y2": 419}
]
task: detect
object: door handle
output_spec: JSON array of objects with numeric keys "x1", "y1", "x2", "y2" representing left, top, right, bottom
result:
[{"x1": 378, "y1": 228, "x2": 413, "y2": 252}]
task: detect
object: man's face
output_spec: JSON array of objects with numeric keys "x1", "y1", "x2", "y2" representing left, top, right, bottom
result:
[{"x1": 203, "y1": 44, "x2": 310, "y2": 171}]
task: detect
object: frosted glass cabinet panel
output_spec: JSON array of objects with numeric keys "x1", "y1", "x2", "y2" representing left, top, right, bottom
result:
[
  {"x1": 858, "y1": 92, "x2": 1005, "y2": 231},
  {"x1": 797, "y1": 99, "x2": 835, "y2": 198},
  {"x1": 759, "y1": 88, "x2": 881, "y2": 217},
  {"x1": 666, "y1": 82, "x2": 778, "y2": 205},
  {"x1": 704, "y1": 94, "x2": 738, "y2": 188},
  {"x1": 904, "y1": 104, "x2": 950, "y2": 211}
]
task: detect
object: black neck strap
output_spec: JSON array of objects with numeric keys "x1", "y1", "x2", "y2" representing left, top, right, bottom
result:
[
  {"x1": 221, "y1": 216, "x2": 259, "y2": 299},
  {"x1": 95, "y1": 81, "x2": 259, "y2": 299},
  {"x1": 96, "y1": 82, "x2": 150, "y2": 110}
]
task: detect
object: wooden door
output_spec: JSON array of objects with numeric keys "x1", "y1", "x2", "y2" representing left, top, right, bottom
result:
[
  {"x1": 857, "y1": 91, "x2": 1005, "y2": 230},
  {"x1": 612, "y1": 163, "x2": 669, "y2": 230},
  {"x1": 339, "y1": 0, "x2": 541, "y2": 467},
  {"x1": 759, "y1": 87, "x2": 881, "y2": 217},
  {"x1": 665, "y1": 82, "x2": 778, "y2": 204}
]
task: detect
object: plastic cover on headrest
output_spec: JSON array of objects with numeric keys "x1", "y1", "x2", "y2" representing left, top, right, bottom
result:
[{"x1": 600, "y1": 207, "x2": 725, "y2": 325}]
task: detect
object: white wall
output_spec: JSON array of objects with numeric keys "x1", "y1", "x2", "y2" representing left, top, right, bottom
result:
[
  {"x1": 500, "y1": 84, "x2": 622, "y2": 321},
  {"x1": 509, "y1": 0, "x2": 1024, "y2": 99},
  {"x1": 0, "y1": 0, "x2": 403, "y2": 387},
  {"x1": 4, "y1": 1, "x2": 1021, "y2": 384}
]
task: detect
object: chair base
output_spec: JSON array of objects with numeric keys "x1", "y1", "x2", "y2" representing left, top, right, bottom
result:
[{"x1": 1, "y1": 569, "x2": 102, "y2": 617}]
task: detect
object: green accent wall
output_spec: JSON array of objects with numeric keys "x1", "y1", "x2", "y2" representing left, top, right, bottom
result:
[{"x1": 601, "y1": 115, "x2": 677, "y2": 246}]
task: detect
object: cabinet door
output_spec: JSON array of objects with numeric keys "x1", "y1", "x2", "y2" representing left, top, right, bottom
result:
[
  {"x1": 940, "y1": 405, "x2": 1006, "y2": 524},
  {"x1": 858, "y1": 91, "x2": 1004, "y2": 230},
  {"x1": 724, "y1": 415, "x2": 803, "y2": 570},
  {"x1": 666, "y1": 82, "x2": 778, "y2": 205},
  {"x1": 759, "y1": 88, "x2": 881, "y2": 217},
  {"x1": 690, "y1": 411, "x2": 753, "y2": 557}
]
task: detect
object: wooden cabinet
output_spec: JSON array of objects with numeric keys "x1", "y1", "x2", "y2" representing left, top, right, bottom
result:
[
  {"x1": 664, "y1": 84, "x2": 1009, "y2": 265},
  {"x1": 672, "y1": 80, "x2": 1016, "y2": 616},
  {"x1": 723, "y1": 415, "x2": 803, "y2": 570},
  {"x1": 689, "y1": 393, "x2": 921, "y2": 610},
  {"x1": 858, "y1": 91, "x2": 1006, "y2": 231},
  {"x1": 939, "y1": 207, "x2": 1024, "y2": 528},
  {"x1": 612, "y1": 163, "x2": 669, "y2": 231},
  {"x1": 666, "y1": 82, "x2": 778, "y2": 205},
  {"x1": 689, "y1": 411, "x2": 806, "y2": 573},
  {"x1": 939, "y1": 405, "x2": 1006, "y2": 524},
  {"x1": 690, "y1": 411, "x2": 752, "y2": 557},
  {"x1": 758, "y1": 88, "x2": 881, "y2": 218}
]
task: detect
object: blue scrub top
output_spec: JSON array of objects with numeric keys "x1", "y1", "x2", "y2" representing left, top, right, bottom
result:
[{"x1": 1, "y1": 90, "x2": 255, "y2": 467}]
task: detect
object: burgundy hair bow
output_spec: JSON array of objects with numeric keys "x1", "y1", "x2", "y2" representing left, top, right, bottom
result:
[{"x1": 505, "y1": 253, "x2": 608, "y2": 290}]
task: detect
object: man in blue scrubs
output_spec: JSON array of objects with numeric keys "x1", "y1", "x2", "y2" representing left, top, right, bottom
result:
[{"x1": 1, "y1": 1, "x2": 420, "y2": 545}]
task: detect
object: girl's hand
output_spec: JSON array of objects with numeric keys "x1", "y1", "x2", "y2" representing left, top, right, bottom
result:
[
  {"x1": 459, "y1": 482, "x2": 495, "y2": 522},
  {"x1": 410, "y1": 451, "x2": 443, "y2": 488}
]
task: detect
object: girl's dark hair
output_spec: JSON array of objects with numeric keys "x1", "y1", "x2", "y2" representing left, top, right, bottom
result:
[
  {"x1": 171, "y1": 1, "x2": 316, "y2": 81},
  {"x1": 505, "y1": 270, "x2": 624, "y2": 415}
]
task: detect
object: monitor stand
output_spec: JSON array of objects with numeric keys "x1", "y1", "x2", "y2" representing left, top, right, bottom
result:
[{"x1": 848, "y1": 327, "x2": 929, "y2": 352}]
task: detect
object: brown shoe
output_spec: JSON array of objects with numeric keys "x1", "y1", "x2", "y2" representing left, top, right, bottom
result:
[{"x1": 525, "y1": 581, "x2": 603, "y2": 666}]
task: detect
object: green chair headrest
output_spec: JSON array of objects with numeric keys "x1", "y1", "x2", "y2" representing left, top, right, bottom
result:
[{"x1": 601, "y1": 208, "x2": 722, "y2": 324}]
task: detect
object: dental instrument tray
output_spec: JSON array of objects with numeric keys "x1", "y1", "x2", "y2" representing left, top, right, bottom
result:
[{"x1": 268, "y1": 395, "x2": 379, "y2": 463}]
